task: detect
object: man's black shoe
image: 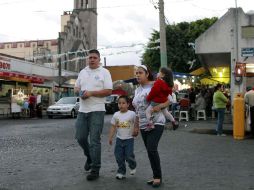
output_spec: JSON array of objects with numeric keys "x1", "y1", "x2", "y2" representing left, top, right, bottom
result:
[
  {"x1": 86, "y1": 171, "x2": 99, "y2": 181},
  {"x1": 84, "y1": 160, "x2": 91, "y2": 172}
]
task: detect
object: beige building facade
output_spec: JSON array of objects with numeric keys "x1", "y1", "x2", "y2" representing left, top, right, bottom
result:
[{"x1": 0, "y1": 39, "x2": 58, "y2": 64}]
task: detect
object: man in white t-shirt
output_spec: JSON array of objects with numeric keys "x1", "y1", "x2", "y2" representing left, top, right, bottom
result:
[{"x1": 74, "y1": 49, "x2": 113, "y2": 181}]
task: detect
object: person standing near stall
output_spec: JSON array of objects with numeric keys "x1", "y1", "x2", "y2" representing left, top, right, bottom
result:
[
  {"x1": 213, "y1": 84, "x2": 228, "y2": 136},
  {"x1": 28, "y1": 93, "x2": 36, "y2": 118}
]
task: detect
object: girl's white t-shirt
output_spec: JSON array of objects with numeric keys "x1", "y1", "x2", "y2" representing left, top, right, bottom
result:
[{"x1": 111, "y1": 110, "x2": 136, "y2": 140}]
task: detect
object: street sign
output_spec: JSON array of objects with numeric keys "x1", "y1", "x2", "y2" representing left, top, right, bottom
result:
[{"x1": 241, "y1": 48, "x2": 254, "y2": 57}]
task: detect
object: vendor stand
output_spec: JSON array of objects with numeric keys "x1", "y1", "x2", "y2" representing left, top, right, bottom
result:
[{"x1": 11, "y1": 89, "x2": 28, "y2": 117}]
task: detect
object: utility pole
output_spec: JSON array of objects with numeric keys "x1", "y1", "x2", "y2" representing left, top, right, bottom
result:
[
  {"x1": 159, "y1": 0, "x2": 167, "y2": 68},
  {"x1": 58, "y1": 32, "x2": 62, "y2": 88}
]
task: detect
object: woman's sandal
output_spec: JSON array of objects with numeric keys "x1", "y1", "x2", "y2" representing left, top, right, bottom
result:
[
  {"x1": 147, "y1": 179, "x2": 154, "y2": 185},
  {"x1": 152, "y1": 179, "x2": 162, "y2": 188}
]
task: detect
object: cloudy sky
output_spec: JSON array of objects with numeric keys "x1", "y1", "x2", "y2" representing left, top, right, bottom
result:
[{"x1": 0, "y1": 0, "x2": 252, "y2": 65}]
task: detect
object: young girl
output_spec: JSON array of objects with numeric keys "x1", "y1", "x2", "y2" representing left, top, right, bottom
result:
[
  {"x1": 109, "y1": 95, "x2": 137, "y2": 180},
  {"x1": 146, "y1": 67, "x2": 178, "y2": 130}
]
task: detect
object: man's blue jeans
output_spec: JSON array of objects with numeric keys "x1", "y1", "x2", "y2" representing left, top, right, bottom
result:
[
  {"x1": 216, "y1": 108, "x2": 225, "y2": 135},
  {"x1": 114, "y1": 138, "x2": 136, "y2": 175},
  {"x1": 75, "y1": 111, "x2": 105, "y2": 173}
]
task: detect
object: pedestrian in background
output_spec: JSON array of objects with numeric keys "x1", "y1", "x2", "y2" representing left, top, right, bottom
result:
[
  {"x1": 74, "y1": 49, "x2": 113, "y2": 181},
  {"x1": 36, "y1": 92, "x2": 42, "y2": 118},
  {"x1": 132, "y1": 65, "x2": 169, "y2": 187},
  {"x1": 109, "y1": 95, "x2": 137, "y2": 180},
  {"x1": 244, "y1": 86, "x2": 254, "y2": 138},
  {"x1": 213, "y1": 84, "x2": 228, "y2": 136},
  {"x1": 28, "y1": 93, "x2": 36, "y2": 118}
]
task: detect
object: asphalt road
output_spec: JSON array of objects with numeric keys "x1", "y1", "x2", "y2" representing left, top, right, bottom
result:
[{"x1": 0, "y1": 115, "x2": 254, "y2": 190}]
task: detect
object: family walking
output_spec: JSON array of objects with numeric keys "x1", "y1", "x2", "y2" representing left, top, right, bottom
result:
[{"x1": 74, "y1": 49, "x2": 173, "y2": 187}]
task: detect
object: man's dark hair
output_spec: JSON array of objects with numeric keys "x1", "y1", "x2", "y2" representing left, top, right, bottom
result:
[{"x1": 88, "y1": 49, "x2": 100, "y2": 57}]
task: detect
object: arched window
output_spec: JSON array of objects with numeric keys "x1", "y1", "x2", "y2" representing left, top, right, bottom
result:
[{"x1": 81, "y1": 0, "x2": 83, "y2": 8}]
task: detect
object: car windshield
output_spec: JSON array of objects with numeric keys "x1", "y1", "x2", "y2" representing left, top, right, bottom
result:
[
  {"x1": 57, "y1": 97, "x2": 77, "y2": 104},
  {"x1": 106, "y1": 96, "x2": 114, "y2": 102}
]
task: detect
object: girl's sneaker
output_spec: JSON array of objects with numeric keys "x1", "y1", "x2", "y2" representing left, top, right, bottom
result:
[
  {"x1": 130, "y1": 168, "x2": 136, "y2": 175},
  {"x1": 116, "y1": 173, "x2": 126, "y2": 180},
  {"x1": 172, "y1": 121, "x2": 179, "y2": 130}
]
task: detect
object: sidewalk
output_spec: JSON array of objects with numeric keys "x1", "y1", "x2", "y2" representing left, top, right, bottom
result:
[{"x1": 167, "y1": 112, "x2": 233, "y2": 135}]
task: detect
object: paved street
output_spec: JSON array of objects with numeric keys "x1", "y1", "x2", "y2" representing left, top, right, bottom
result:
[{"x1": 0, "y1": 115, "x2": 254, "y2": 190}]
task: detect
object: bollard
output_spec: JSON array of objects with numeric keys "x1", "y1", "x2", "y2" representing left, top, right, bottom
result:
[{"x1": 233, "y1": 93, "x2": 245, "y2": 140}]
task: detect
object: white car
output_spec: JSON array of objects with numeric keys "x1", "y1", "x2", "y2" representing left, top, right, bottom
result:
[{"x1": 47, "y1": 97, "x2": 80, "y2": 118}]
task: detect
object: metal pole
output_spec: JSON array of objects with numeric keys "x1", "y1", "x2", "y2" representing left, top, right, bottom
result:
[
  {"x1": 58, "y1": 32, "x2": 62, "y2": 88},
  {"x1": 235, "y1": 0, "x2": 239, "y2": 61},
  {"x1": 104, "y1": 57, "x2": 107, "y2": 67},
  {"x1": 159, "y1": 0, "x2": 168, "y2": 68}
]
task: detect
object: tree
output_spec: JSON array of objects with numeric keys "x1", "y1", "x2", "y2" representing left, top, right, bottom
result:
[{"x1": 142, "y1": 17, "x2": 218, "y2": 73}]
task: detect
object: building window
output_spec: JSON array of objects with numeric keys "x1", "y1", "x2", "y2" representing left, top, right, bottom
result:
[
  {"x1": 86, "y1": 0, "x2": 88, "y2": 8},
  {"x1": 25, "y1": 41, "x2": 30, "y2": 47},
  {"x1": 76, "y1": 27, "x2": 79, "y2": 37},
  {"x1": 51, "y1": 40, "x2": 58, "y2": 46},
  {"x1": 11, "y1": 43, "x2": 17, "y2": 48},
  {"x1": 0, "y1": 43, "x2": 4, "y2": 49},
  {"x1": 81, "y1": 0, "x2": 83, "y2": 8},
  {"x1": 38, "y1": 40, "x2": 44, "y2": 46}
]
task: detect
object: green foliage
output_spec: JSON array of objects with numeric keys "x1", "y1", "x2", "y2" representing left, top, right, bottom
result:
[{"x1": 142, "y1": 17, "x2": 218, "y2": 73}]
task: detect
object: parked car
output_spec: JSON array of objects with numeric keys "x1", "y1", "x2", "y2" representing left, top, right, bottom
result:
[
  {"x1": 47, "y1": 97, "x2": 80, "y2": 118},
  {"x1": 105, "y1": 94, "x2": 119, "y2": 114}
]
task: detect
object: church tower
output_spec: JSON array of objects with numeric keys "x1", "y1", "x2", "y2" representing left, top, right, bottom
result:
[
  {"x1": 59, "y1": 0, "x2": 97, "y2": 73},
  {"x1": 74, "y1": 0, "x2": 97, "y2": 10}
]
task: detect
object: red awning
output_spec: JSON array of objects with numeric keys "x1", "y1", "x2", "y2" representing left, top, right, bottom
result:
[{"x1": 0, "y1": 71, "x2": 44, "y2": 84}]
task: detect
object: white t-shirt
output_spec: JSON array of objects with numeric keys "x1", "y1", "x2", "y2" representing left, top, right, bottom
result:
[
  {"x1": 132, "y1": 84, "x2": 166, "y2": 129},
  {"x1": 111, "y1": 110, "x2": 136, "y2": 140},
  {"x1": 75, "y1": 66, "x2": 112, "y2": 113}
]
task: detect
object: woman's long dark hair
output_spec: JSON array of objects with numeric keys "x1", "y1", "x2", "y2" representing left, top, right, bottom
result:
[
  {"x1": 138, "y1": 65, "x2": 154, "y2": 81},
  {"x1": 160, "y1": 67, "x2": 174, "y2": 87}
]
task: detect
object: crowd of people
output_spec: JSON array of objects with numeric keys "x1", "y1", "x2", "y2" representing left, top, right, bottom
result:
[
  {"x1": 23, "y1": 92, "x2": 43, "y2": 118},
  {"x1": 172, "y1": 84, "x2": 231, "y2": 120}
]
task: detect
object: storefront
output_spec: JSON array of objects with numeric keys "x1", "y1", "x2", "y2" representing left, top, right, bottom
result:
[{"x1": 0, "y1": 56, "x2": 44, "y2": 115}]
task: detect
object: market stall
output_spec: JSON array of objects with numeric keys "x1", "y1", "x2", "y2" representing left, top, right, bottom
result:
[{"x1": 11, "y1": 89, "x2": 28, "y2": 115}]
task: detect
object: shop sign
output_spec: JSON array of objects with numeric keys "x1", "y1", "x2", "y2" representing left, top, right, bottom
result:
[
  {"x1": 0, "y1": 56, "x2": 11, "y2": 71},
  {"x1": 0, "y1": 60, "x2": 11, "y2": 71},
  {"x1": 241, "y1": 48, "x2": 254, "y2": 57}
]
